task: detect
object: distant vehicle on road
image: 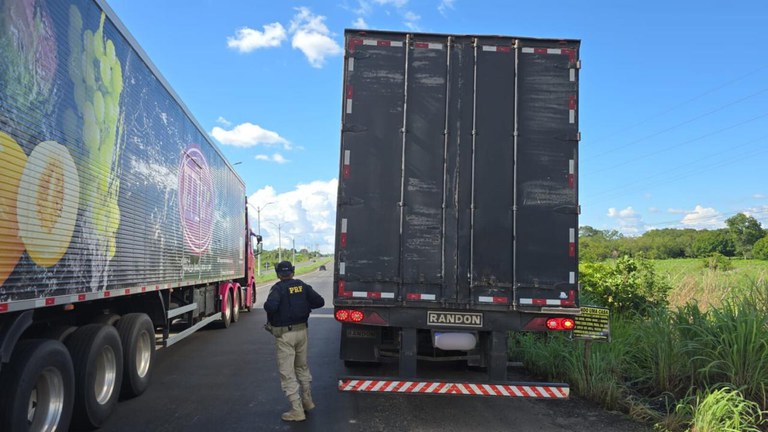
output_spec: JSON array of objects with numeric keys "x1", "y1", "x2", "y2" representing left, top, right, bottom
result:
[{"x1": 319, "y1": 265, "x2": 327, "y2": 271}]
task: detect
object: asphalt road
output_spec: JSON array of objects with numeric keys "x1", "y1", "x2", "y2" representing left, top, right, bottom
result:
[{"x1": 97, "y1": 271, "x2": 649, "y2": 432}]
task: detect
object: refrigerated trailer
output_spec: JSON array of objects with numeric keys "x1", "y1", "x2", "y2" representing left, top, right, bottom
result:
[
  {"x1": 334, "y1": 30, "x2": 581, "y2": 389},
  {"x1": 0, "y1": 0, "x2": 261, "y2": 429}
]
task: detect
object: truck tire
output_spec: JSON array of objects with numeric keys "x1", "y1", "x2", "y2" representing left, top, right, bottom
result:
[
  {"x1": 66, "y1": 324, "x2": 123, "y2": 429},
  {"x1": 231, "y1": 288, "x2": 240, "y2": 323},
  {"x1": 221, "y1": 292, "x2": 233, "y2": 329},
  {"x1": 0, "y1": 339, "x2": 75, "y2": 432},
  {"x1": 115, "y1": 314, "x2": 155, "y2": 398}
]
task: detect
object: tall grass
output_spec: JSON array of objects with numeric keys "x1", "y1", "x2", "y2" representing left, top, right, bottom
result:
[
  {"x1": 679, "y1": 388, "x2": 765, "y2": 432},
  {"x1": 515, "y1": 271, "x2": 768, "y2": 431}
]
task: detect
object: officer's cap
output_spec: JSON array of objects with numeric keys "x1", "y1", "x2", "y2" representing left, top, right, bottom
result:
[{"x1": 275, "y1": 261, "x2": 295, "y2": 277}]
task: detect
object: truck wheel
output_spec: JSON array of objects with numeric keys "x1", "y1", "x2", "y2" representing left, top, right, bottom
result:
[
  {"x1": 115, "y1": 314, "x2": 155, "y2": 398},
  {"x1": 0, "y1": 339, "x2": 74, "y2": 432},
  {"x1": 231, "y1": 288, "x2": 240, "y2": 323},
  {"x1": 221, "y1": 292, "x2": 233, "y2": 329},
  {"x1": 66, "y1": 324, "x2": 123, "y2": 429}
]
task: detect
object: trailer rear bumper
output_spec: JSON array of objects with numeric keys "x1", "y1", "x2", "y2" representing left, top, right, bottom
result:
[{"x1": 338, "y1": 377, "x2": 569, "y2": 399}]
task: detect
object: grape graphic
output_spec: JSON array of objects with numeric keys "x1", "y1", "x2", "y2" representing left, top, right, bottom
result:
[{"x1": 68, "y1": 7, "x2": 124, "y2": 288}]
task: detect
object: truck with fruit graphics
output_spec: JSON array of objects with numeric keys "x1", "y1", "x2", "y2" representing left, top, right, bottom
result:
[
  {"x1": 334, "y1": 30, "x2": 581, "y2": 394},
  {"x1": 0, "y1": 0, "x2": 261, "y2": 430}
]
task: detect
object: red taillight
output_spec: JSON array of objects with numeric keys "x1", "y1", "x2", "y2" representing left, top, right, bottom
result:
[
  {"x1": 335, "y1": 309, "x2": 365, "y2": 323},
  {"x1": 335, "y1": 309, "x2": 350, "y2": 321},
  {"x1": 350, "y1": 310, "x2": 364, "y2": 322},
  {"x1": 546, "y1": 318, "x2": 576, "y2": 331}
]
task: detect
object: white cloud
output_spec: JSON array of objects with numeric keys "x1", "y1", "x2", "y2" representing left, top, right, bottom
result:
[
  {"x1": 438, "y1": 0, "x2": 455, "y2": 15},
  {"x1": 211, "y1": 123, "x2": 290, "y2": 149},
  {"x1": 743, "y1": 206, "x2": 768, "y2": 228},
  {"x1": 227, "y1": 23, "x2": 287, "y2": 53},
  {"x1": 667, "y1": 208, "x2": 688, "y2": 214},
  {"x1": 248, "y1": 179, "x2": 339, "y2": 254},
  {"x1": 290, "y1": 7, "x2": 343, "y2": 68},
  {"x1": 373, "y1": 0, "x2": 408, "y2": 7},
  {"x1": 352, "y1": 17, "x2": 369, "y2": 28},
  {"x1": 607, "y1": 206, "x2": 644, "y2": 235},
  {"x1": 255, "y1": 153, "x2": 290, "y2": 164},
  {"x1": 403, "y1": 11, "x2": 421, "y2": 30},
  {"x1": 216, "y1": 116, "x2": 232, "y2": 126},
  {"x1": 754, "y1": 193, "x2": 767, "y2": 199},
  {"x1": 680, "y1": 205, "x2": 723, "y2": 228}
]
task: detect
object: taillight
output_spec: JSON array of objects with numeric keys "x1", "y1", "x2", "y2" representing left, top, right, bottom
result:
[
  {"x1": 335, "y1": 309, "x2": 365, "y2": 323},
  {"x1": 546, "y1": 318, "x2": 576, "y2": 331},
  {"x1": 350, "y1": 310, "x2": 364, "y2": 322}
]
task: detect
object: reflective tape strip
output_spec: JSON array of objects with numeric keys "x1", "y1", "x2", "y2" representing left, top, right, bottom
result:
[
  {"x1": 339, "y1": 262, "x2": 346, "y2": 275},
  {"x1": 570, "y1": 68, "x2": 576, "y2": 82},
  {"x1": 362, "y1": 39, "x2": 403, "y2": 47},
  {"x1": 346, "y1": 98, "x2": 353, "y2": 114},
  {"x1": 569, "y1": 272, "x2": 575, "y2": 284},
  {"x1": 519, "y1": 298, "x2": 533, "y2": 305},
  {"x1": 380, "y1": 292, "x2": 395, "y2": 299},
  {"x1": 414, "y1": 42, "x2": 443, "y2": 49},
  {"x1": 482, "y1": 45, "x2": 511, "y2": 52},
  {"x1": 348, "y1": 57, "x2": 354, "y2": 71},
  {"x1": 341, "y1": 219, "x2": 348, "y2": 233},
  {"x1": 478, "y1": 296, "x2": 493, "y2": 303},
  {"x1": 352, "y1": 291, "x2": 368, "y2": 298},
  {"x1": 338, "y1": 379, "x2": 569, "y2": 398}
]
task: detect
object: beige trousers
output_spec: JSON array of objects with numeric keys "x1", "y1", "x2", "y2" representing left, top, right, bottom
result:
[{"x1": 275, "y1": 327, "x2": 312, "y2": 401}]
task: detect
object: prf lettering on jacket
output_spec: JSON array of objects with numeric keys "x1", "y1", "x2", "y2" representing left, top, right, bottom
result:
[{"x1": 289, "y1": 286, "x2": 303, "y2": 294}]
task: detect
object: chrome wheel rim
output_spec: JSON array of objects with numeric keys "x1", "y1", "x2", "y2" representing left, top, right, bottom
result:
[
  {"x1": 135, "y1": 330, "x2": 152, "y2": 378},
  {"x1": 28, "y1": 366, "x2": 65, "y2": 432},
  {"x1": 94, "y1": 345, "x2": 117, "y2": 405}
]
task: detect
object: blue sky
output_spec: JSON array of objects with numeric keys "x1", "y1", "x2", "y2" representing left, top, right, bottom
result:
[{"x1": 107, "y1": 0, "x2": 768, "y2": 252}]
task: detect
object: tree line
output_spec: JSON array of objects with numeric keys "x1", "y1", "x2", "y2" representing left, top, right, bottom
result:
[{"x1": 580, "y1": 213, "x2": 768, "y2": 261}]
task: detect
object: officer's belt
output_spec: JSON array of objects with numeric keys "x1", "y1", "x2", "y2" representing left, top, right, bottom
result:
[{"x1": 273, "y1": 322, "x2": 307, "y2": 331}]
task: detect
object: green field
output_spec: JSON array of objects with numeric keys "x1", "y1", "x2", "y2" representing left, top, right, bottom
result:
[{"x1": 651, "y1": 258, "x2": 768, "y2": 309}]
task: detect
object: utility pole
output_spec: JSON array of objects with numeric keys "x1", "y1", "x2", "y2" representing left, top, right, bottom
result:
[{"x1": 292, "y1": 237, "x2": 296, "y2": 264}]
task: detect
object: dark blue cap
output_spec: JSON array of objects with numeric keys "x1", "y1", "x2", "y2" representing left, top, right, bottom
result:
[{"x1": 275, "y1": 261, "x2": 294, "y2": 276}]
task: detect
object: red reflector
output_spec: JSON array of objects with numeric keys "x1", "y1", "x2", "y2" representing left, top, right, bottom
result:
[
  {"x1": 492, "y1": 296, "x2": 508, "y2": 304},
  {"x1": 350, "y1": 310, "x2": 364, "y2": 322},
  {"x1": 335, "y1": 309, "x2": 350, "y2": 321},
  {"x1": 363, "y1": 311, "x2": 387, "y2": 325},
  {"x1": 0, "y1": 304, "x2": 8, "y2": 312}
]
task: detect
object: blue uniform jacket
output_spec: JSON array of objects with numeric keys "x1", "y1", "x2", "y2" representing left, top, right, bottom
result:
[{"x1": 264, "y1": 278, "x2": 325, "y2": 327}]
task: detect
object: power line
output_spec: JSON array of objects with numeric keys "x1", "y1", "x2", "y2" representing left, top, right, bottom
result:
[
  {"x1": 592, "y1": 111, "x2": 768, "y2": 175},
  {"x1": 589, "y1": 64, "x2": 768, "y2": 146},
  {"x1": 588, "y1": 135, "x2": 768, "y2": 202}
]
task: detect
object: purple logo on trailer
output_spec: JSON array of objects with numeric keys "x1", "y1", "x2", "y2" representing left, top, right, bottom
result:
[{"x1": 178, "y1": 147, "x2": 214, "y2": 255}]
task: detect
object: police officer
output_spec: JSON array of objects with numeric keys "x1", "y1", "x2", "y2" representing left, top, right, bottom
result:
[{"x1": 264, "y1": 261, "x2": 325, "y2": 422}]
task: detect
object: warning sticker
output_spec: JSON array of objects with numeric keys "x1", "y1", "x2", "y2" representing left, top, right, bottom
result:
[{"x1": 572, "y1": 306, "x2": 610, "y2": 342}]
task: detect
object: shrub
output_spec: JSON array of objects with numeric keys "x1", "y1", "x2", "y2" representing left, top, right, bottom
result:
[
  {"x1": 753, "y1": 236, "x2": 768, "y2": 260},
  {"x1": 580, "y1": 256, "x2": 671, "y2": 317},
  {"x1": 701, "y1": 253, "x2": 733, "y2": 271}
]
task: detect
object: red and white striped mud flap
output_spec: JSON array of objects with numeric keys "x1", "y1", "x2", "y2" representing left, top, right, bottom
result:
[{"x1": 338, "y1": 377, "x2": 569, "y2": 399}]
